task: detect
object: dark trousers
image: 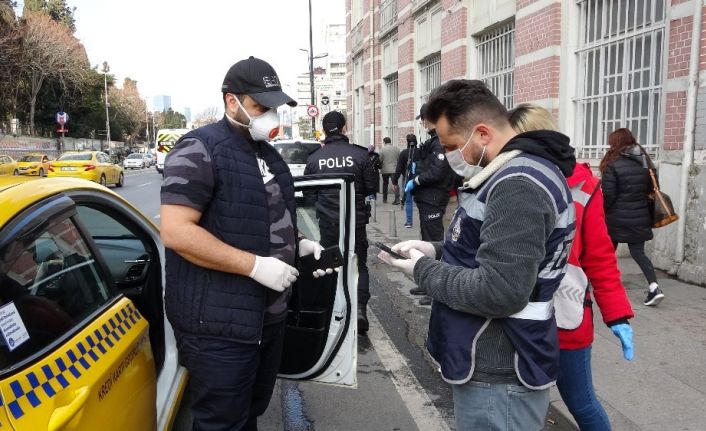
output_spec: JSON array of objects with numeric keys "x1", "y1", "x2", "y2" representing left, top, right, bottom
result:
[
  {"x1": 319, "y1": 219, "x2": 370, "y2": 308},
  {"x1": 176, "y1": 322, "x2": 286, "y2": 431},
  {"x1": 613, "y1": 241, "x2": 658, "y2": 284},
  {"x1": 381, "y1": 174, "x2": 399, "y2": 202},
  {"x1": 416, "y1": 200, "x2": 448, "y2": 242}
]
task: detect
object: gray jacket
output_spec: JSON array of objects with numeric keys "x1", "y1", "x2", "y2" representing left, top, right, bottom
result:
[{"x1": 378, "y1": 143, "x2": 401, "y2": 174}]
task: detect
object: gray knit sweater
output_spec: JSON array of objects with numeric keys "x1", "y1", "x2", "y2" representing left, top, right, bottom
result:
[{"x1": 414, "y1": 176, "x2": 556, "y2": 383}]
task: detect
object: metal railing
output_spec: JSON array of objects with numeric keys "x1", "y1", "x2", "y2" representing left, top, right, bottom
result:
[{"x1": 380, "y1": 0, "x2": 398, "y2": 35}]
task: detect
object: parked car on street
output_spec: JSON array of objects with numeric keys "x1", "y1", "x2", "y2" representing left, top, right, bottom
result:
[
  {"x1": 271, "y1": 139, "x2": 322, "y2": 176},
  {"x1": 17, "y1": 153, "x2": 51, "y2": 177},
  {"x1": 0, "y1": 155, "x2": 19, "y2": 176},
  {"x1": 123, "y1": 153, "x2": 146, "y2": 170},
  {"x1": 144, "y1": 152, "x2": 155, "y2": 167},
  {"x1": 48, "y1": 151, "x2": 123, "y2": 187},
  {"x1": 0, "y1": 173, "x2": 358, "y2": 430}
]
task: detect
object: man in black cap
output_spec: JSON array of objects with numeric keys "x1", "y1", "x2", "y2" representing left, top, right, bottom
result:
[
  {"x1": 304, "y1": 110, "x2": 377, "y2": 333},
  {"x1": 160, "y1": 56, "x2": 327, "y2": 430},
  {"x1": 405, "y1": 103, "x2": 454, "y2": 304}
]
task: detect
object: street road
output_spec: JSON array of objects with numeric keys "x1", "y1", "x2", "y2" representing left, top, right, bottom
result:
[{"x1": 113, "y1": 168, "x2": 575, "y2": 431}]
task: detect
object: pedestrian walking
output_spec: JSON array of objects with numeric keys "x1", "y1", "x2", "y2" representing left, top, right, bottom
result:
[
  {"x1": 379, "y1": 136, "x2": 401, "y2": 204},
  {"x1": 392, "y1": 135, "x2": 418, "y2": 228},
  {"x1": 304, "y1": 110, "x2": 377, "y2": 333},
  {"x1": 379, "y1": 80, "x2": 576, "y2": 431},
  {"x1": 368, "y1": 144, "x2": 382, "y2": 199},
  {"x1": 600, "y1": 128, "x2": 664, "y2": 306},
  {"x1": 160, "y1": 56, "x2": 328, "y2": 430},
  {"x1": 509, "y1": 104, "x2": 635, "y2": 431}
]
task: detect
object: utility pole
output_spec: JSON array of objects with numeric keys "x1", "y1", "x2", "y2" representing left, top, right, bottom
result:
[
  {"x1": 308, "y1": 0, "x2": 316, "y2": 135},
  {"x1": 101, "y1": 61, "x2": 111, "y2": 153}
]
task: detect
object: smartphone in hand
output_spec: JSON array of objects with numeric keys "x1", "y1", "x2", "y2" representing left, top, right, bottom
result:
[{"x1": 374, "y1": 242, "x2": 408, "y2": 260}]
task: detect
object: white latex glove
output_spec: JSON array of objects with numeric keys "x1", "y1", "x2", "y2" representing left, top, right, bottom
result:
[
  {"x1": 298, "y1": 238, "x2": 323, "y2": 259},
  {"x1": 392, "y1": 240, "x2": 436, "y2": 259},
  {"x1": 377, "y1": 247, "x2": 425, "y2": 277},
  {"x1": 298, "y1": 238, "x2": 341, "y2": 278},
  {"x1": 249, "y1": 256, "x2": 299, "y2": 292}
]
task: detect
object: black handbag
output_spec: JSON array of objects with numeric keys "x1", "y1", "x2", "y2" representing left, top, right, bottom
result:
[{"x1": 639, "y1": 146, "x2": 679, "y2": 228}]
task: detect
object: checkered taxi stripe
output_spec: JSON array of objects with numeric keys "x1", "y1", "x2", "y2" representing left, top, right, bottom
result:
[{"x1": 0, "y1": 302, "x2": 143, "y2": 422}]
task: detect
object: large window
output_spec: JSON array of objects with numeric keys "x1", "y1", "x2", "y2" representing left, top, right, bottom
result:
[
  {"x1": 384, "y1": 74, "x2": 399, "y2": 146},
  {"x1": 476, "y1": 21, "x2": 515, "y2": 108},
  {"x1": 575, "y1": 0, "x2": 666, "y2": 158},
  {"x1": 419, "y1": 54, "x2": 441, "y2": 102}
]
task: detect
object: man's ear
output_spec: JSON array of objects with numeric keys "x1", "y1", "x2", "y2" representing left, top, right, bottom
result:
[{"x1": 475, "y1": 123, "x2": 493, "y2": 145}]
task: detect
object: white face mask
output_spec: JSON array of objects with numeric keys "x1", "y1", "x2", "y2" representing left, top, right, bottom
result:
[
  {"x1": 446, "y1": 130, "x2": 486, "y2": 179},
  {"x1": 226, "y1": 95, "x2": 280, "y2": 141}
]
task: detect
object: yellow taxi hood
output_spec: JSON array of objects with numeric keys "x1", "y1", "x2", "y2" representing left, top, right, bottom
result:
[{"x1": 0, "y1": 177, "x2": 151, "y2": 229}]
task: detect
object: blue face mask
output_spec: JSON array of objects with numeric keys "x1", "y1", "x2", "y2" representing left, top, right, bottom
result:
[{"x1": 445, "y1": 130, "x2": 486, "y2": 179}]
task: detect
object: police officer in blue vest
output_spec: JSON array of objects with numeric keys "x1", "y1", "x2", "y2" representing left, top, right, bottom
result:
[
  {"x1": 379, "y1": 80, "x2": 576, "y2": 430},
  {"x1": 160, "y1": 56, "x2": 328, "y2": 430},
  {"x1": 304, "y1": 111, "x2": 377, "y2": 333}
]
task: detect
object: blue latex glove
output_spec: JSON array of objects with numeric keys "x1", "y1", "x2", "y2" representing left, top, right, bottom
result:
[
  {"x1": 610, "y1": 323, "x2": 634, "y2": 361},
  {"x1": 411, "y1": 162, "x2": 417, "y2": 175},
  {"x1": 405, "y1": 179, "x2": 416, "y2": 193}
]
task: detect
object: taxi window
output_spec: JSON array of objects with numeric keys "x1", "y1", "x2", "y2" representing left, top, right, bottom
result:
[{"x1": 0, "y1": 217, "x2": 112, "y2": 370}]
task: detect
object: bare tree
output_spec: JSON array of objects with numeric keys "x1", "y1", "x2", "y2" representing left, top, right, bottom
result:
[
  {"x1": 20, "y1": 11, "x2": 89, "y2": 134},
  {"x1": 192, "y1": 106, "x2": 221, "y2": 128}
]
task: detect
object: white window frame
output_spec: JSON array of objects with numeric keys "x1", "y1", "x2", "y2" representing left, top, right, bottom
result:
[
  {"x1": 384, "y1": 74, "x2": 399, "y2": 146},
  {"x1": 574, "y1": 0, "x2": 666, "y2": 159},
  {"x1": 419, "y1": 53, "x2": 441, "y2": 102},
  {"x1": 476, "y1": 21, "x2": 515, "y2": 108}
]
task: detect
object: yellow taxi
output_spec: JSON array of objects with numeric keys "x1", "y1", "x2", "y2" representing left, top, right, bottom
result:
[
  {"x1": 16, "y1": 153, "x2": 51, "y2": 177},
  {"x1": 0, "y1": 174, "x2": 359, "y2": 430},
  {"x1": 48, "y1": 151, "x2": 123, "y2": 187},
  {"x1": 0, "y1": 155, "x2": 19, "y2": 176}
]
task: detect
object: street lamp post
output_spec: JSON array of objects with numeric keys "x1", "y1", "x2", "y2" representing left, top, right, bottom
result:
[
  {"x1": 308, "y1": 0, "x2": 315, "y2": 135},
  {"x1": 101, "y1": 61, "x2": 111, "y2": 153}
]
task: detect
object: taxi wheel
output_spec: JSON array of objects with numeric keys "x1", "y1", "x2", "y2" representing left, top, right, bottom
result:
[
  {"x1": 39, "y1": 168, "x2": 46, "y2": 177},
  {"x1": 13, "y1": 169, "x2": 19, "y2": 176},
  {"x1": 116, "y1": 172, "x2": 124, "y2": 187},
  {"x1": 99, "y1": 174, "x2": 107, "y2": 186}
]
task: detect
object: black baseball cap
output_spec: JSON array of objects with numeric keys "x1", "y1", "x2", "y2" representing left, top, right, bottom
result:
[
  {"x1": 416, "y1": 103, "x2": 427, "y2": 120},
  {"x1": 322, "y1": 111, "x2": 346, "y2": 134},
  {"x1": 222, "y1": 56, "x2": 297, "y2": 108}
]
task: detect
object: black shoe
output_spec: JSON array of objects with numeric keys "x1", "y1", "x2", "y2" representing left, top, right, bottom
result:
[
  {"x1": 409, "y1": 287, "x2": 426, "y2": 295},
  {"x1": 391, "y1": 200, "x2": 400, "y2": 205},
  {"x1": 644, "y1": 287, "x2": 665, "y2": 306},
  {"x1": 358, "y1": 307, "x2": 369, "y2": 333},
  {"x1": 419, "y1": 296, "x2": 432, "y2": 306}
]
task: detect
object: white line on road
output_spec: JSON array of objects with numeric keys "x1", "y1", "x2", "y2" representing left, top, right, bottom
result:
[
  {"x1": 367, "y1": 311, "x2": 452, "y2": 431},
  {"x1": 138, "y1": 182, "x2": 152, "y2": 187}
]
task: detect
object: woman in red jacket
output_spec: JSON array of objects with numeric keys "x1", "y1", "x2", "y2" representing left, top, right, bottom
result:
[{"x1": 509, "y1": 104, "x2": 634, "y2": 431}]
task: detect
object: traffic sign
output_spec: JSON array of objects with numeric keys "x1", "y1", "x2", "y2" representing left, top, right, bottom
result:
[
  {"x1": 321, "y1": 96, "x2": 330, "y2": 106},
  {"x1": 307, "y1": 105, "x2": 319, "y2": 118},
  {"x1": 56, "y1": 111, "x2": 69, "y2": 125}
]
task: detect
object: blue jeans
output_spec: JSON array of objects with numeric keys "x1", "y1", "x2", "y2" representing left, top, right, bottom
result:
[
  {"x1": 452, "y1": 381, "x2": 549, "y2": 431},
  {"x1": 404, "y1": 190, "x2": 413, "y2": 224},
  {"x1": 557, "y1": 347, "x2": 611, "y2": 431}
]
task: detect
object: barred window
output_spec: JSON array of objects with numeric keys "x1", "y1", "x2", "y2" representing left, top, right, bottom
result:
[
  {"x1": 384, "y1": 74, "x2": 399, "y2": 146},
  {"x1": 575, "y1": 0, "x2": 666, "y2": 158},
  {"x1": 476, "y1": 21, "x2": 515, "y2": 108},
  {"x1": 419, "y1": 54, "x2": 441, "y2": 102}
]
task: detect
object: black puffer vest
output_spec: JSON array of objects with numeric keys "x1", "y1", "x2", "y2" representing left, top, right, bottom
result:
[{"x1": 164, "y1": 118, "x2": 296, "y2": 343}]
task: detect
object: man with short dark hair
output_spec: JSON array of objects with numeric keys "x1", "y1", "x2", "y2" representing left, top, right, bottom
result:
[
  {"x1": 379, "y1": 136, "x2": 401, "y2": 204},
  {"x1": 160, "y1": 56, "x2": 326, "y2": 430},
  {"x1": 304, "y1": 111, "x2": 377, "y2": 333},
  {"x1": 379, "y1": 80, "x2": 576, "y2": 430}
]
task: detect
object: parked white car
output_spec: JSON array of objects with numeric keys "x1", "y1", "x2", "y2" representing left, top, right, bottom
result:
[{"x1": 123, "y1": 153, "x2": 146, "y2": 169}]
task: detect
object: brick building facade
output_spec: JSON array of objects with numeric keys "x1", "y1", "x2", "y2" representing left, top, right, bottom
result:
[{"x1": 346, "y1": 0, "x2": 706, "y2": 284}]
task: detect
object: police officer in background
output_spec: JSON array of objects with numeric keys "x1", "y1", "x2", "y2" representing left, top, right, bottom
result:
[
  {"x1": 405, "y1": 103, "x2": 453, "y2": 241},
  {"x1": 304, "y1": 111, "x2": 377, "y2": 333}
]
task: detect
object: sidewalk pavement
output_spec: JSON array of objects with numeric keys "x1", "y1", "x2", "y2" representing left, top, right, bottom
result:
[{"x1": 366, "y1": 197, "x2": 706, "y2": 431}]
